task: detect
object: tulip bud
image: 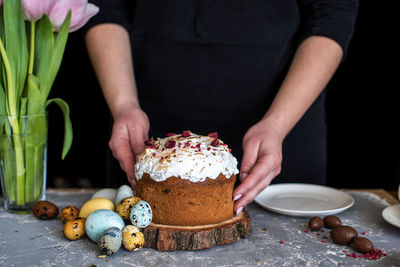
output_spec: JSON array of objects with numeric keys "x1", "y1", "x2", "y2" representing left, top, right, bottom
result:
[
  {"x1": 22, "y1": 0, "x2": 53, "y2": 22},
  {"x1": 48, "y1": 0, "x2": 99, "y2": 32}
]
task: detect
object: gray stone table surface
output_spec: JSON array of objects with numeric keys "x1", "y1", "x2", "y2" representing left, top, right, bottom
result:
[{"x1": 0, "y1": 189, "x2": 399, "y2": 267}]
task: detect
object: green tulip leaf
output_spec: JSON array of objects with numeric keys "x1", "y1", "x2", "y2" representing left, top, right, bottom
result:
[
  {"x1": 35, "y1": 15, "x2": 54, "y2": 98},
  {"x1": 3, "y1": 0, "x2": 28, "y2": 111},
  {"x1": 36, "y1": 13, "x2": 70, "y2": 101},
  {"x1": 0, "y1": 85, "x2": 5, "y2": 115},
  {"x1": 26, "y1": 74, "x2": 45, "y2": 115},
  {"x1": 46, "y1": 98, "x2": 73, "y2": 159}
]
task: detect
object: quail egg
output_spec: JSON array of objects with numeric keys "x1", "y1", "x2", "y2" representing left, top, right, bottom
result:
[
  {"x1": 116, "y1": 196, "x2": 141, "y2": 221},
  {"x1": 130, "y1": 200, "x2": 152, "y2": 228},
  {"x1": 32, "y1": 201, "x2": 59, "y2": 220},
  {"x1": 122, "y1": 225, "x2": 145, "y2": 251},
  {"x1": 114, "y1": 185, "x2": 134, "y2": 206},
  {"x1": 98, "y1": 227, "x2": 122, "y2": 255},
  {"x1": 63, "y1": 217, "x2": 86, "y2": 240},
  {"x1": 60, "y1": 205, "x2": 80, "y2": 223}
]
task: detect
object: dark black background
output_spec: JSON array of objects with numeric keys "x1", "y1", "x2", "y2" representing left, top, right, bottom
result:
[{"x1": 46, "y1": 2, "x2": 399, "y2": 190}]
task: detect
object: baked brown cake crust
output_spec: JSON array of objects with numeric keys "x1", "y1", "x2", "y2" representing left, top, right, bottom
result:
[{"x1": 136, "y1": 173, "x2": 236, "y2": 226}]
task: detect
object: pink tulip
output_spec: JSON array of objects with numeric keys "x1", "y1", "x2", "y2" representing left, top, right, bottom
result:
[
  {"x1": 22, "y1": 0, "x2": 54, "y2": 22},
  {"x1": 48, "y1": 0, "x2": 99, "y2": 32}
]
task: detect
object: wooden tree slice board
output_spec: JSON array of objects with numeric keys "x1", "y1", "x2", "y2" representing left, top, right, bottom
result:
[{"x1": 142, "y1": 210, "x2": 252, "y2": 251}]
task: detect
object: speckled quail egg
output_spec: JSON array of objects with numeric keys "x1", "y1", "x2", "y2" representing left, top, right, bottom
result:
[
  {"x1": 98, "y1": 227, "x2": 122, "y2": 255},
  {"x1": 114, "y1": 185, "x2": 134, "y2": 206},
  {"x1": 32, "y1": 201, "x2": 59, "y2": 220},
  {"x1": 63, "y1": 217, "x2": 86, "y2": 240},
  {"x1": 60, "y1": 205, "x2": 80, "y2": 223},
  {"x1": 116, "y1": 196, "x2": 141, "y2": 220},
  {"x1": 130, "y1": 200, "x2": 152, "y2": 228},
  {"x1": 85, "y1": 209, "x2": 125, "y2": 242},
  {"x1": 122, "y1": 225, "x2": 145, "y2": 251},
  {"x1": 91, "y1": 188, "x2": 117, "y2": 201}
]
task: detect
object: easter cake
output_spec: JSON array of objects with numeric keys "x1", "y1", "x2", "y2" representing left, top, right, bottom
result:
[{"x1": 135, "y1": 131, "x2": 239, "y2": 226}]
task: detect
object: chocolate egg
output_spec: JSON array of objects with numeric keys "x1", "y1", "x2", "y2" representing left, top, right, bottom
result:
[
  {"x1": 122, "y1": 225, "x2": 145, "y2": 251},
  {"x1": 352, "y1": 237, "x2": 374, "y2": 253},
  {"x1": 130, "y1": 200, "x2": 152, "y2": 228},
  {"x1": 60, "y1": 205, "x2": 80, "y2": 223},
  {"x1": 32, "y1": 201, "x2": 59, "y2": 220},
  {"x1": 323, "y1": 215, "x2": 342, "y2": 229},
  {"x1": 308, "y1": 216, "x2": 323, "y2": 231},
  {"x1": 330, "y1": 225, "x2": 358, "y2": 245}
]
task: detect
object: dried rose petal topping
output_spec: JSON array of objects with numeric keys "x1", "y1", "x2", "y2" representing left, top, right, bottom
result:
[
  {"x1": 181, "y1": 130, "x2": 191, "y2": 137},
  {"x1": 145, "y1": 138, "x2": 155, "y2": 147},
  {"x1": 165, "y1": 140, "x2": 176, "y2": 149},
  {"x1": 167, "y1": 133, "x2": 176, "y2": 137},
  {"x1": 207, "y1": 132, "x2": 218, "y2": 139},
  {"x1": 211, "y1": 139, "x2": 220, "y2": 147}
]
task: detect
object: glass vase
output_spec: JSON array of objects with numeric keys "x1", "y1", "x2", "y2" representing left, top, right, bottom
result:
[{"x1": 0, "y1": 113, "x2": 48, "y2": 213}]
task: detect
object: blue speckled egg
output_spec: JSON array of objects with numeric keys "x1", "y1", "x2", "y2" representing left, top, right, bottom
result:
[
  {"x1": 130, "y1": 200, "x2": 152, "y2": 228},
  {"x1": 85, "y1": 209, "x2": 125, "y2": 242},
  {"x1": 114, "y1": 185, "x2": 134, "y2": 206},
  {"x1": 98, "y1": 227, "x2": 122, "y2": 255}
]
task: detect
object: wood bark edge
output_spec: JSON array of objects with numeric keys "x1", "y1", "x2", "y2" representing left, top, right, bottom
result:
[{"x1": 142, "y1": 210, "x2": 252, "y2": 251}]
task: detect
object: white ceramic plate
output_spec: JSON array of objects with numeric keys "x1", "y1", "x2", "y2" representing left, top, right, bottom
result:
[
  {"x1": 382, "y1": 204, "x2": 400, "y2": 228},
  {"x1": 254, "y1": 183, "x2": 355, "y2": 217}
]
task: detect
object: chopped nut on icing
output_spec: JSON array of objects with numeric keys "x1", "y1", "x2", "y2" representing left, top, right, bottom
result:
[{"x1": 135, "y1": 132, "x2": 239, "y2": 182}]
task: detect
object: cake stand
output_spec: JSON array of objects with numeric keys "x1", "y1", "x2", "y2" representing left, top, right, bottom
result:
[{"x1": 142, "y1": 210, "x2": 252, "y2": 251}]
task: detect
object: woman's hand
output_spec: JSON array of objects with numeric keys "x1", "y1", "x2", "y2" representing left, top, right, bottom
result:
[
  {"x1": 233, "y1": 36, "x2": 343, "y2": 214},
  {"x1": 109, "y1": 105, "x2": 149, "y2": 187},
  {"x1": 233, "y1": 119, "x2": 283, "y2": 214}
]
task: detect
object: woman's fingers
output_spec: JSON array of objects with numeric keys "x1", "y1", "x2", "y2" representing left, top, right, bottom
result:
[
  {"x1": 109, "y1": 108, "x2": 150, "y2": 184},
  {"x1": 239, "y1": 138, "x2": 259, "y2": 182},
  {"x1": 233, "y1": 153, "x2": 280, "y2": 213},
  {"x1": 109, "y1": 125, "x2": 136, "y2": 179}
]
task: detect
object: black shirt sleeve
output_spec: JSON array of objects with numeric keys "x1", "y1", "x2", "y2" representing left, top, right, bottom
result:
[
  {"x1": 82, "y1": 0, "x2": 134, "y2": 34},
  {"x1": 297, "y1": 0, "x2": 359, "y2": 58}
]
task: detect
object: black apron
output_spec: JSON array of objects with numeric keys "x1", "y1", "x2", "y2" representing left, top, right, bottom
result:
[{"x1": 128, "y1": 0, "x2": 327, "y2": 185}]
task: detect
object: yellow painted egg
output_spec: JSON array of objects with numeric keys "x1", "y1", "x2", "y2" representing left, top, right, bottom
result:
[
  {"x1": 79, "y1": 198, "x2": 115, "y2": 218},
  {"x1": 63, "y1": 217, "x2": 86, "y2": 240},
  {"x1": 116, "y1": 196, "x2": 141, "y2": 220},
  {"x1": 122, "y1": 225, "x2": 145, "y2": 251}
]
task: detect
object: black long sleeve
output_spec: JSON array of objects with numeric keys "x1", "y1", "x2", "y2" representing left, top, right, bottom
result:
[
  {"x1": 297, "y1": 0, "x2": 359, "y2": 57},
  {"x1": 82, "y1": 0, "x2": 133, "y2": 33},
  {"x1": 82, "y1": 0, "x2": 359, "y2": 185}
]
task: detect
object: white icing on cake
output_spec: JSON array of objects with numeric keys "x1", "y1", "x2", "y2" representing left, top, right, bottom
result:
[{"x1": 135, "y1": 132, "x2": 239, "y2": 182}]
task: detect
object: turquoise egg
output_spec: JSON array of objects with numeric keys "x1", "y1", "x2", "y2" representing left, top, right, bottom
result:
[
  {"x1": 85, "y1": 209, "x2": 125, "y2": 242},
  {"x1": 130, "y1": 200, "x2": 152, "y2": 228},
  {"x1": 114, "y1": 185, "x2": 134, "y2": 206},
  {"x1": 98, "y1": 227, "x2": 122, "y2": 255}
]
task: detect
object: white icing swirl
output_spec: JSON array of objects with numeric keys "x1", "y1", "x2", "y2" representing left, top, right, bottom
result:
[{"x1": 135, "y1": 132, "x2": 239, "y2": 182}]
